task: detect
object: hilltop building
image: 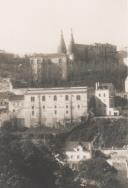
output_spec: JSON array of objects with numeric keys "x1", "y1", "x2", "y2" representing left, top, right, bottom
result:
[
  {"x1": 0, "y1": 78, "x2": 89, "y2": 128},
  {"x1": 30, "y1": 53, "x2": 68, "y2": 83},
  {"x1": 68, "y1": 31, "x2": 117, "y2": 62},
  {"x1": 0, "y1": 78, "x2": 14, "y2": 126},
  {"x1": 0, "y1": 78, "x2": 13, "y2": 93},
  {"x1": 30, "y1": 31, "x2": 68, "y2": 84},
  {"x1": 65, "y1": 141, "x2": 92, "y2": 170},
  {"x1": 0, "y1": 77, "x2": 124, "y2": 128},
  {"x1": 8, "y1": 94, "x2": 25, "y2": 126},
  {"x1": 95, "y1": 82, "x2": 119, "y2": 116},
  {"x1": 30, "y1": 31, "x2": 118, "y2": 85},
  {"x1": 8, "y1": 86, "x2": 88, "y2": 128},
  {"x1": 0, "y1": 77, "x2": 123, "y2": 127}
]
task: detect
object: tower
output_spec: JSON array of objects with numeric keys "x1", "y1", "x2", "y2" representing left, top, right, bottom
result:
[
  {"x1": 68, "y1": 29, "x2": 75, "y2": 60},
  {"x1": 58, "y1": 30, "x2": 67, "y2": 54}
]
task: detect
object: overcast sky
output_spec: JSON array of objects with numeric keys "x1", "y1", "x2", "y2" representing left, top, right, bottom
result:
[{"x1": 0, "y1": 0, "x2": 128, "y2": 54}]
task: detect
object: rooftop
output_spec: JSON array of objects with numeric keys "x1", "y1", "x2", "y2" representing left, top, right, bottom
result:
[
  {"x1": 30, "y1": 53, "x2": 67, "y2": 59},
  {"x1": 9, "y1": 94, "x2": 24, "y2": 101},
  {"x1": 64, "y1": 141, "x2": 91, "y2": 152},
  {"x1": 96, "y1": 83, "x2": 114, "y2": 90},
  {"x1": 25, "y1": 86, "x2": 87, "y2": 94},
  {"x1": 0, "y1": 92, "x2": 13, "y2": 99}
]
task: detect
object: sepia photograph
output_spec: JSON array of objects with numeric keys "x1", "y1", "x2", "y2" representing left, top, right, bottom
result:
[{"x1": 0, "y1": 0, "x2": 128, "y2": 187}]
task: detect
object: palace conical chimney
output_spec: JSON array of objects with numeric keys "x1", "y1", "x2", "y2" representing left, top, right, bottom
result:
[
  {"x1": 68, "y1": 29, "x2": 75, "y2": 54},
  {"x1": 58, "y1": 30, "x2": 67, "y2": 54}
]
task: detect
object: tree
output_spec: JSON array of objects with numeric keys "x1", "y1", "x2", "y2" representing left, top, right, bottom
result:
[
  {"x1": 0, "y1": 128, "x2": 59, "y2": 188},
  {"x1": 77, "y1": 158, "x2": 121, "y2": 188},
  {"x1": 55, "y1": 165, "x2": 79, "y2": 188}
]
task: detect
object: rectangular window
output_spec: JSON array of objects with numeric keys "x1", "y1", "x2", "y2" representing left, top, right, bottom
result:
[
  {"x1": 65, "y1": 95, "x2": 69, "y2": 101},
  {"x1": 31, "y1": 96, "x2": 35, "y2": 102},
  {"x1": 42, "y1": 96, "x2": 45, "y2": 101},
  {"x1": 32, "y1": 111, "x2": 34, "y2": 116},
  {"x1": 54, "y1": 95, "x2": 57, "y2": 101},
  {"x1": 76, "y1": 95, "x2": 81, "y2": 100},
  {"x1": 37, "y1": 59, "x2": 41, "y2": 63},
  {"x1": 124, "y1": 95, "x2": 127, "y2": 98}
]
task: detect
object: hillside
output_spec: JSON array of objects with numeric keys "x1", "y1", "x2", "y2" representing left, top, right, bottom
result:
[
  {"x1": 66, "y1": 117, "x2": 128, "y2": 148},
  {"x1": 2, "y1": 117, "x2": 128, "y2": 150}
]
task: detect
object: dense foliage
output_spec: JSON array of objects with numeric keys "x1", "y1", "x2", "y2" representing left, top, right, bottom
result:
[
  {"x1": 0, "y1": 119, "x2": 126, "y2": 188},
  {"x1": 66, "y1": 118, "x2": 128, "y2": 148},
  {"x1": 78, "y1": 158, "x2": 121, "y2": 188},
  {"x1": 0, "y1": 127, "x2": 58, "y2": 188}
]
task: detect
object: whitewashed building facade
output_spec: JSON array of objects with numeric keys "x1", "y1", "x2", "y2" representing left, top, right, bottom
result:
[
  {"x1": 65, "y1": 142, "x2": 92, "y2": 170},
  {"x1": 95, "y1": 82, "x2": 119, "y2": 116},
  {"x1": 9, "y1": 87, "x2": 88, "y2": 128}
]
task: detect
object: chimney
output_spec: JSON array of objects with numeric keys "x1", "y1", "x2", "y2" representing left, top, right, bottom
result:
[{"x1": 96, "y1": 82, "x2": 98, "y2": 90}]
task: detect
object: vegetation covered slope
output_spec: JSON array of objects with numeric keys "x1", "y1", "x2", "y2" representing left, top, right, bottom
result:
[
  {"x1": 66, "y1": 118, "x2": 128, "y2": 148},
  {"x1": 0, "y1": 122, "x2": 124, "y2": 188}
]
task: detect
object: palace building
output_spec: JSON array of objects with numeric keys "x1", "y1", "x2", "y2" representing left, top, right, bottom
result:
[
  {"x1": 8, "y1": 86, "x2": 88, "y2": 128},
  {"x1": 30, "y1": 31, "x2": 69, "y2": 84},
  {"x1": 30, "y1": 31, "x2": 118, "y2": 85}
]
